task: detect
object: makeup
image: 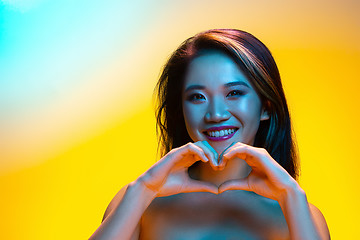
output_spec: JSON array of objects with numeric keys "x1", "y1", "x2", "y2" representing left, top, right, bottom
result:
[{"x1": 203, "y1": 126, "x2": 239, "y2": 142}]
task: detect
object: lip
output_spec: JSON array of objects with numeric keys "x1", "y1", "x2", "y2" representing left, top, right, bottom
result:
[
  {"x1": 203, "y1": 125, "x2": 239, "y2": 142},
  {"x1": 205, "y1": 125, "x2": 238, "y2": 131}
]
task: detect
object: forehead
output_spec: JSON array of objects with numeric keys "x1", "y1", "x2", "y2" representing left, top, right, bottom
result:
[{"x1": 184, "y1": 50, "x2": 251, "y2": 88}]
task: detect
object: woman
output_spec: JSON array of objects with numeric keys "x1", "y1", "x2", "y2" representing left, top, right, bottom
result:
[{"x1": 90, "y1": 29, "x2": 330, "y2": 239}]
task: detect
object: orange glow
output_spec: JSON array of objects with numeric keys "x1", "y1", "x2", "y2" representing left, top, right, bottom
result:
[{"x1": 1, "y1": 0, "x2": 359, "y2": 239}]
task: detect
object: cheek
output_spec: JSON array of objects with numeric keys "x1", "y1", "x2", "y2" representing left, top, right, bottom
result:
[
  {"x1": 245, "y1": 102, "x2": 262, "y2": 118},
  {"x1": 233, "y1": 97, "x2": 263, "y2": 142},
  {"x1": 182, "y1": 104, "x2": 201, "y2": 139},
  {"x1": 234, "y1": 97, "x2": 262, "y2": 121}
]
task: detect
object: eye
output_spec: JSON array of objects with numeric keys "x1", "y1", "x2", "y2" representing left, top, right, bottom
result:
[
  {"x1": 187, "y1": 93, "x2": 206, "y2": 102},
  {"x1": 227, "y1": 90, "x2": 245, "y2": 97}
]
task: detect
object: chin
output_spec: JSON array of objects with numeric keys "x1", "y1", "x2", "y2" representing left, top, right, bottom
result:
[
  {"x1": 210, "y1": 138, "x2": 255, "y2": 155},
  {"x1": 210, "y1": 141, "x2": 235, "y2": 155}
]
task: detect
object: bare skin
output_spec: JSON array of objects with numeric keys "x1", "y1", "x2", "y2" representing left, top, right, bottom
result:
[
  {"x1": 89, "y1": 142, "x2": 330, "y2": 240},
  {"x1": 89, "y1": 51, "x2": 330, "y2": 240}
]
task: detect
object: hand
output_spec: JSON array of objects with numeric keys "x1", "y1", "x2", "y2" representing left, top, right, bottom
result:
[
  {"x1": 137, "y1": 141, "x2": 220, "y2": 197},
  {"x1": 218, "y1": 142, "x2": 299, "y2": 201}
]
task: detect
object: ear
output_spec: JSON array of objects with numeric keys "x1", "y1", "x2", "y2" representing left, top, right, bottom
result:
[
  {"x1": 260, "y1": 101, "x2": 270, "y2": 121},
  {"x1": 260, "y1": 109, "x2": 269, "y2": 121}
]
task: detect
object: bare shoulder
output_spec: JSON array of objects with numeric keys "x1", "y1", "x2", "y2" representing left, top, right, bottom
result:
[
  {"x1": 102, "y1": 184, "x2": 129, "y2": 222},
  {"x1": 309, "y1": 203, "x2": 331, "y2": 239}
]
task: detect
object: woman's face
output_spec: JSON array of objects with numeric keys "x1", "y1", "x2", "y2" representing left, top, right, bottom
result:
[{"x1": 182, "y1": 50, "x2": 269, "y2": 154}]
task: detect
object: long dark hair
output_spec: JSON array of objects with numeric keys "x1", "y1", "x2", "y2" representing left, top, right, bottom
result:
[{"x1": 155, "y1": 29, "x2": 299, "y2": 180}]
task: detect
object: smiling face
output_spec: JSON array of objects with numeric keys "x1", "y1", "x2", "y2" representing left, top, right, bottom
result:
[{"x1": 182, "y1": 50, "x2": 269, "y2": 154}]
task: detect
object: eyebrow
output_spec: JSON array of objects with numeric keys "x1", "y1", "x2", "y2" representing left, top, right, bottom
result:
[
  {"x1": 224, "y1": 81, "x2": 251, "y2": 88},
  {"x1": 184, "y1": 85, "x2": 205, "y2": 93},
  {"x1": 184, "y1": 81, "x2": 251, "y2": 93}
]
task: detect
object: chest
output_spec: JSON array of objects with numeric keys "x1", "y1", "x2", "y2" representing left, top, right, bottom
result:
[{"x1": 140, "y1": 191, "x2": 290, "y2": 240}]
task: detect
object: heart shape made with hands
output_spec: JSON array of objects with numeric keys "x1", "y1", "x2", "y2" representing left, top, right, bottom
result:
[
  {"x1": 157, "y1": 141, "x2": 290, "y2": 200},
  {"x1": 186, "y1": 141, "x2": 296, "y2": 201},
  {"x1": 189, "y1": 142, "x2": 252, "y2": 191}
]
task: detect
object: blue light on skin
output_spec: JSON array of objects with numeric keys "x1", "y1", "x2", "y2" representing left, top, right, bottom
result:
[{"x1": 182, "y1": 50, "x2": 269, "y2": 184}]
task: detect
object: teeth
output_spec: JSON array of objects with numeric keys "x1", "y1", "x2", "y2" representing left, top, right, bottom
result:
[{"x1": 207, "y1": 128, "x2": 237, "y2": 137}]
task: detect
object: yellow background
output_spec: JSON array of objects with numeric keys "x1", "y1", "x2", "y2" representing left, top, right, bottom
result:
[{"x1": 1, "y1": 0, "x2": 359, "y2": 239}]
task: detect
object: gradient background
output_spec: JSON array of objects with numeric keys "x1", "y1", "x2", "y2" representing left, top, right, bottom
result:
[{"x1": 1, "y1": 0, "x2": 359, "y2": 239}]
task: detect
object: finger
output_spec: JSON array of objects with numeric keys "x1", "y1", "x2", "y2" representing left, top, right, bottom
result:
[
  {"x1": 218, "y1": 178, "x2": 250, "y2": 194},
  {"x1": 182, "y1": 143, "x2": 210, "y2": 165},
  {"x1": 163, "y1": 143, "x2": 209, "y2": 171},
  {"x1": 184, "y1": 179, "x2": 219, "y2": 194},
  {"x1": 198, "y1": 141, "x2": 219, "y2": 170},
  {"x1": 220, "y1": 141, "x2": 237, "y2": 158},
  {"x1": 222, "y1": 143, "x2": 269, "y2": 171},
  {"x1": 218, "y1": 142, "x2": 237, "y2": 170}
]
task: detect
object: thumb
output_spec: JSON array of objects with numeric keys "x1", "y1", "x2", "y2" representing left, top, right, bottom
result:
[
  {"x1": 218, "y1": 178, "x2": 250, "y2": 193},
  {"x1": 184, "y1": 179, "x2": 219, "y2": 194}
]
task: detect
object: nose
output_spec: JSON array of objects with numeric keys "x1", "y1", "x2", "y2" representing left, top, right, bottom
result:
[{"x1": 204, "y1": 97, "x2": 231, "y2": 123}]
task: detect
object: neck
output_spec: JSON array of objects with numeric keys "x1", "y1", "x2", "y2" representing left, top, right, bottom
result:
[{"x1": 189, "y1": 157, "x2": 252, "y2": 187}]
